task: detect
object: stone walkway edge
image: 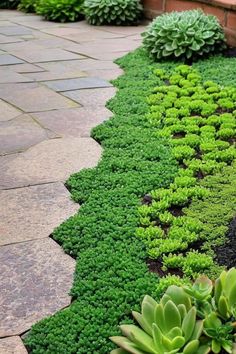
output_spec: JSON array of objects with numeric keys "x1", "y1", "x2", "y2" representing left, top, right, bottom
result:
[{"x1": 0, "y1": 10, "x2": 145, "y2": 353}]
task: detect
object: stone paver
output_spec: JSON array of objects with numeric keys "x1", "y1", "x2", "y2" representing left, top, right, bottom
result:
[
  {"x1": 0, "y1": 114, "x2": 49, "y2": 155},
  {"x1": 0, "y1": 182, "x2": 78, "y2": 245},
  {"x1": 0, "y1": 84, "x2": 78, "y2": 112},
  {"x1": 0, "y1": 12, "x2": 144, "y2": 348},
  {"x1": 32, "y1": 107, "x2": 111, "y2": 137},
  {"x1": 0, "y1": 336, "x2": 27, "y2": 354},
  {"x1": 0, "y1": 238, "x2": 75, "y2": 337},
  {"x1": 0, "y1": 54, "x2": 24, "y2": 65},
  {"x1": 43, "y1": 76, "x2": 112, "y2": 92},
  {"x1": 0, "y1": 100, "x2": 21, "y2": 122},
  {"x1": 0, "y1": 137, "x2": 102, "y2": 189},
  {"x1": 62, "y1": 87, "x2": 117, "y2": 107}
]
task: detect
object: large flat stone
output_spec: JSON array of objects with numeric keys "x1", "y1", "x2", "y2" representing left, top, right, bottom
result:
[
  {"x1": 1, "y1": 62, "x2": 46, "y2": 73},
  {"x1": 39, "y1": 58, "x2": 118, "y2": 72},
  {"x1": 0, "y1": 25, "x2": 32, "y2": 36},
  {"x1": 0, "y1": 137, "x2": 102, "y2": 188},
  {"x1": 0, "y1": 336, "x2": 27, "y2": 354},
  {"x1": 0, "y1": 238, "x2": 75, "y2": 336},
  {"x1": 43, "y1": 77, "x2": 112, "y2": 92},
  {"x1": 0, "y1": 85, "x2": 78, "y2": 112},
  {"x1": 62, "y1": 87, "x2": 116, "y2": 107},
  {"x1": 9, "y1": 48, "x2": 83, "y2": 63},
  {"x1": 0, "y1": 67, "x2": 33, "y2": 83},
  {"x1": 0, "y1": 114, "x2": 49, "y2": 155},
  {"x1": 0, "y1": 182, "x2": 78, "y2": 245},
  {"x1": 24, "y1": 69, "x2": 87, "y2": 82},
  {"x1": 0, "y1": 34, "x2": 23, "y2": 44},
  {"x1": 32, "y1": 107, "x2": 111, "y2": 137},
  {"x1": 84, "y1": 68, "x2": 123, "y2": 80},
  {"x1": 0, "y1": 100, "x2": 21, "y2": 122},
  {"x1": 0, "y1": 54, "x2": 24, "y2": 65}
]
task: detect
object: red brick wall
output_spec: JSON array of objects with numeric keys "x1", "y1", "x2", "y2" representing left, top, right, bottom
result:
[{"x1": 142, "y1": 0, "x2": 236, "y2": 46}]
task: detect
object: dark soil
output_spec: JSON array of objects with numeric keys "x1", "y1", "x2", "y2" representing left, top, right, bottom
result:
[
  {"x1": 147, "y1": 258, "x2": 184, "y2": 277},
  {"x1": 215, "y1": 216, "x2": 236, "y2": 268},
  {"x1": 142, "y1": 194, "x2": 153, "y2": 205},
  {"x1": 224, "y1": 47, "x2": 236, "y2": 58},
  {"x1": 169, "y1": 206, "x2": 185, "y2": 217}
]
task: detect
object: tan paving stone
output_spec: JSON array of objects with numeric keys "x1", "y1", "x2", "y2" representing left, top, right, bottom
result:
[
  {"x1": 0, "y1": 100, "x2": 21, "y2": 122},
  {"x1": 7, "y1": 48, "x2": 83, "y2": 63},
  {"x1": 0, "y1": 237, "x2": 75, "y2": 336},
  {"x1": 32, "y1": 107, "x2": 111, "y2": 137},
  {"x1": 24, "y1": 69, "x2": 87, "y2": 82},
  {"x1": 0, "y1": 114, "x2": 49, "y2": 155},
  {"x1": 0, "y1": 84, "x2": 78, "y2": 112},
  {"x1": 0, "y1": 137, "x2": 102, "y2": 188},
  {"x1": 0, "y1": 63, "x2": 45, "y2": 73},
  {"x1": 0, "y1": 336, "x2": 27, "y2": 354},
  {"x1": 62, "y1": 87, "x2": 117, "y2": 107},
  {"x1": 84, "y1": 68, "x2": 123, "y2": 80},
  {"x1": 39, "y1": 58, "x2": 118, "y2": 72},
  {"x1": 0, "y1": 34, "x2": 23, "y2": 44},
  {"x1": 0, "y1": 182, "x2": 78, "y2": 245}
]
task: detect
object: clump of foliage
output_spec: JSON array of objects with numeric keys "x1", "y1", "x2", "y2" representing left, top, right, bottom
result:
[
  {"x1": 84, "y1": 0, "x2": 143, "y2": 25},
  {"x1": 142, "y1": 10, "x2": 226, "y2": 61},
  {"x1": 0, "y1": 0, "x2": 20, "y2": 8},
  {"x1": 18, "y1": 0, "x2": 39, "y2": 12},
  {"x1": 36, "y1": 0, "x2": 84, "y2": 22},
  {"x1": 138, "y1": 64, "x2": 236, "y2": 281},
  {"x1": 111, "y1": 268, "x2": 236, "y2": 353}
]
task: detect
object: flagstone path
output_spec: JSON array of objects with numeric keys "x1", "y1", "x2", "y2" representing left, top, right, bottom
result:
[{"x1": 0, "y1": 10, "x2": 145, "y2": 353}]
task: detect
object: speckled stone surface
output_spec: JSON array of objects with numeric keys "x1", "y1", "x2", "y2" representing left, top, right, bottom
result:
[
  {"x1": 0, "y1": 238, "x2": 75, "y2": 337},
  {"x1": 0, "y1": 336, "x2": 27, "y2": 354},
  {"x1": 0, "y1": 182, "x2": 78, "y2": 245}
]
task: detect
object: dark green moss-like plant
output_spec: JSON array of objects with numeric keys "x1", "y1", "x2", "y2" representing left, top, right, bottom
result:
[
  {"x1": 36, "y1": 0, "x2": 84, "y2": 22},
  {"x1": 0, "y1": 0, "x2": 20, "y2": 8},
  {"x1": 84, "y1": 0, "x2": 143, "y2": 25},
  {"x1": 18, "y1": 0, "x2": 39, "y2": 13},
  {"x1": 142, "y1": 10, "x2": 226, "y2": 61}
]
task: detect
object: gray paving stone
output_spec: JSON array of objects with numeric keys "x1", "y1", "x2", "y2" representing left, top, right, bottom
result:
[
  {"x1": 39, "y1": 58, "x2": 118, "y2": 72},
  {"x1": 1, "y1": 62, "x2": 45, "y2": 73},
  {"x1": 0, "y1": 238, "x2": 75, "y2": 336},
  {"x1": 0, "y1": 336, "x2": 27, "y2": 354},
  {"x1": 0, "y1": 54, "x2": 24, "y2": 65},
  {"x1": 0, "y1": 182, "x2": 78, "y2": 245},
  {"x1": 0, "y1": 34, "x2": 23, "y2": 44},
  {"x1": 0, "y1": 114, "x2": 49, "y2": 155},
  {"x1": 32, "y1": 107, "x2": 111, "y2": 137},
  {"x1": 0, "y1": 25, "x2": 32, "y2": 36},
  {"x1": 0, "y1": 137, "x2": 102, "y2": 188},
  {"x1": 62, "y1": 87, "x2": 116, "y2": 107},
  {"x1": 84, "y1": 68, "x2": 123, "y2": 80},
  {"x1": 0, "y1": 67, "x2": 33, "y2": 83},
  {"x1": 10, "y1": 48, "x2": 83, "y2": 63},
  {"x1": 25, "y1": 68, "x2": 86, "y2": 82},
  {"x1": 0, "y1": 100, "x2": 21, "y2": 122},
  {"x1": 0, "y1": 85, "x2": 78, "y2": 112},
  {"x1": 43, "y1": 76, "x2": 112, "y2": 92}
]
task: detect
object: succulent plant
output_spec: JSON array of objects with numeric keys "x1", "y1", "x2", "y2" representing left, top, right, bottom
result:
[
  {"x1": 110, "y1": 294, "x2": 210, "y2": 354},
  {"x1": 214, "y1": 268, "x2": 236, "y2": 320}
]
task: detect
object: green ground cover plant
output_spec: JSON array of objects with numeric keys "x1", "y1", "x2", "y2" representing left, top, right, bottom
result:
[
  {"x1": 138, "y1": 64, "x2": 236, "y2": 284},
  {"x1": 18, "y1": 0, "x2": 39, "y2": 13},
  {"x1": 25, "y1": 50, "x2": 236, "y2": 353},
  {"x1": 84, "y1": 0, "x2": 143, "y2": 26},
  {"x1": 35, "y1": 0, "x2": 84, "y2": 22},
  {"x1": 142, "y1": 10, "x2": 226, "y2": 61}
]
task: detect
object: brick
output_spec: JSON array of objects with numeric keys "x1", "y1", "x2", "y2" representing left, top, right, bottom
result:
[
  {"x1": 165, "y1": 0, "x2": 203, "y2": 12},
  {"x1": 224, "y1": 26, "x2": 236, "y2": 45},
  {"x1": 143, "y1": 0, "x2": 164, "y2": 12},
  {"x1": 202, "y1": 4, "x2": 226, "y2": 25},
  {"x1": 227, "y1": 10, "x2": 236, "y2": 29}
]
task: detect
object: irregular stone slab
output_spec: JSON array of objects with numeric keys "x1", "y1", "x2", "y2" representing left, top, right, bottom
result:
[
  {"x1": 25, "y1": 69, "x2": 86, "y2": 82},
  {"x1": 0, "y1": 25, "x2": 32, "y2": 36},
  {"x1": 43, "y1": 76, "x2": 112, "y2": 92},
  {"x1": 0, "y1": 54, "x2": 24, "y2": 65},
  {"x1": 0, "y1": 100, "x2": 21, "y2": 122},
  {"x1": 0, "y1": 67, "x2": 33, "y2": 83},
  {"x1": 0, "y1": 114, "x2": 49, "y2": 155},
  {"x1": 0, "y1": 238, "x2": 75, "y2": 336},
  {"x1": 84, "y1": 68, "x2": 123, "y2": 80},
  {"x1": 9, "y1": 48, "x2": 83, "y2": 63},
  {"x1": 0, "y1": 336, "x2": 27, "y2": 354},
  {"x1": 0, "y1": 137, "x2": 102, "y2": 188},
  {"x1": 95, "y1": 24, "x2": 147, "y2": 35},
  {"x1": 0, "y1": 34, "x2": 23, "y2": 44},
  {"x1": 0, "y1": 182, "x2": 78, "y2": 245},
  {"x1": 62, "y1": 87, "x2": 116, "y2": 107},
  {"x1": 39, "y1": 58, "x2": 118, "y2": 72},
  {"x1": 32, "y1": 107, "x2": 111, "y2": 137},
  {"x1": 2, "y1": 63, "x2": 45, "y2": 73},
  {"x1": 0, "y1": 85, "x2": 78, "y2": 112}
]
